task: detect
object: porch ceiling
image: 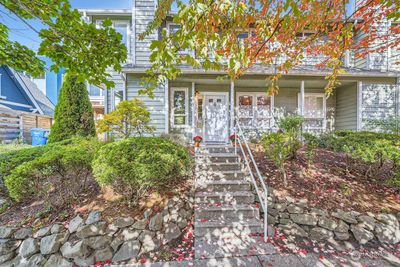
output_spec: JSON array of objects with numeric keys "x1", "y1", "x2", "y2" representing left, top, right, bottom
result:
[{"x1": 173, "y1": 76, "x2": 356, "y2": 89}]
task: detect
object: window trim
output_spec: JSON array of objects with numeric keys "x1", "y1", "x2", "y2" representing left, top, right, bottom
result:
[
  {"x1": 298, "y1": 93, "x2": 326, "y2": 119},
  {"x1": 111, "y1": 88, "x2": 124, "y2": 110},
  {"x1": 166, "y1": 22, "x2": 193, "y2": 56},
  {"x1": 95, "y1": 19, "x2": 131, "y2": 56},
  {"x1": 236, "y1": 92, "x2": 274, "y2": 129},
  {"x1": 171, "y1": 87, "x2": 189, "y2": 128}
]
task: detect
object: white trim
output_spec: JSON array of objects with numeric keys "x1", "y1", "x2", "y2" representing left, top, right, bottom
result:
[
  {"x1": 357, "y1": 81, "x2": 363, "y2": 130},
  {"x1": 131, "y1": 2, "x2": 136, "y2": 65},
  {"x1": 170, "y1": 87, "x2": 189, "y2": 128},
  {"x1": 300, "y1": 80, "x2": 305, "y2": 116},
  {"x1": 111, "y1": 89, "x2": 124, "y2": 110},
  {"x1": 236, "y1": 92, "x2": 274, "y2": 129},
  {"x1": 202, "y1": 92, "x2": 230, "y2": 143},
  {"x1": 191, "y1": 82, "x2": 195, "y2": 136},
  {"x1": 0, "y1": 99, "x2": 34, "y2": 109},
  {"x1": 95, "y1": 20, "x2": 131, "y2": 57}
]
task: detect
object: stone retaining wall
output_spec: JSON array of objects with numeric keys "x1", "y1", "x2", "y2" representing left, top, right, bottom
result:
[
  {"x1": 0, "y1": 196, "x2": 193, "y2": 267},
  {"x1": 265, "y1": 191, "x2": 400, "y2": 245}
]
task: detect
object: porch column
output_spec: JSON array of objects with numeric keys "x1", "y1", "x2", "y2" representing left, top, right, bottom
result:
[
  {"x1": 300, "y1": 80, "x2": 305, "y2": 116},
  {"x1": 191, "y1": 82, "x2": 196, "y2": 139},
  {"x1": 164, "y1": 80, "x2": 169, "y2": 134},
  {"x1": 356, "y1": 81, "x2": 363, "y2": 131},
  {"x1": 230, "y1": 80, "x2": 235, "y2": 133}
]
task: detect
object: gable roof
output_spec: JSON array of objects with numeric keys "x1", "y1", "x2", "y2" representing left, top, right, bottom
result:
[{"x1": 5, "y1": 66, "x2": 55, "y2": 116}]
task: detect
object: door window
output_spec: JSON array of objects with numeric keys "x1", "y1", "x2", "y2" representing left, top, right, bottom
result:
[{"x1": 171, "y1": 88, "x2": 188, "y2": 127}]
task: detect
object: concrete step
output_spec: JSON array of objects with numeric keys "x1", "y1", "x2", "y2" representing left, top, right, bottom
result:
[
  {"x1": 195, "y1": 191, "x2": 254, "y2": 205},
  {"x1": 197, "y1": 163, "x2": 243, "y2": 172},
  {"x1": 196, "y1": 180, "x2": 252, "y2": 192},
  {"x1": 198, "y1": 146, "x2": 237, "y2": 154},
  {"x1": 194, "y1": 218, "x2": 264, "y2": 238},
  {"x1": 196, "y1": 170, "x2": 249, "y2": 181},
  {"x1": 195, "y1": 204, "x2": 260, "y2": 220},
  {"x1": 196, "y1": 153, "x2": 240, "y2": 163}
]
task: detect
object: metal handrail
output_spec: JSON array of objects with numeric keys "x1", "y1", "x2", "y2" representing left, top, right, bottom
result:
[{"x1": 234, "y1": 114, "x2": 269, "y2": 242}]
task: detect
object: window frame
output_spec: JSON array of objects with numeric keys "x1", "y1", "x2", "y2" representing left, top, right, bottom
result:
[
  {"x1": 171, "y1": 87, "x2": 189, "y2": 128},
  {"x1": 166, "y1": 22, "x2": 193, "y2": 56},
  {"x1": 236, "y1": 92, "x2": 274, "y2": 129},
  {"x1": 95, "y1": 19, "x2": 131, "y2": 56},
  {"x1": 111, "y1": 88, "x2": 125, "y2": 111},
  {"x1": 298, "y1": 93, "x2": 326, "y2": 119}
]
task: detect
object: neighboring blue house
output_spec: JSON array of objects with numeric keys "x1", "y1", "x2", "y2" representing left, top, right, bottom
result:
[
  {"x1": 0, "y1": 65, "x2": 54, "y2": 116},
  {"x1": 32, "y1": 57, "x2": 65, "y2": 105}
]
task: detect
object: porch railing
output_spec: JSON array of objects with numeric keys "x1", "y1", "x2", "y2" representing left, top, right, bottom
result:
[{"x1": 234, "y1": 114, "x2": 269, "y2": 242}]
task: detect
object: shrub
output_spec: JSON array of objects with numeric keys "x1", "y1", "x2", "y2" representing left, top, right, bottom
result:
[
  {"x1": 4, "y1": 138, "x2": 102, "y2": 206},
  {"x1": 48, "y1": 74, "x2": 96, "y2": 143},
  {"x1": 97, "y1": 98, "x2": 154, "y2": 139},
  {"x1": 92, "y1": 137, "x2": 192, "y2": 205},
  {"x1": 261, "y1": 132, "x2": 300, "y2": 186},
  {"x1": 277, "y1": 115, "x2": 304, "y2": 158},
  {"x1": 366, "y1": 116, "x2": 400, "y2": 135}
]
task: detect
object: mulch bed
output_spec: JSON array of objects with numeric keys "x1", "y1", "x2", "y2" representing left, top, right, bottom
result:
[{"x1": 252, "y1": 147, "x2": 400, "y2": 214}]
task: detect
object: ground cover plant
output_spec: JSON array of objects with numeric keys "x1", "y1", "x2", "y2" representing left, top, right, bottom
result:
[{"x1": 254, "y1": 129, "x2": 400, "y2": 213}]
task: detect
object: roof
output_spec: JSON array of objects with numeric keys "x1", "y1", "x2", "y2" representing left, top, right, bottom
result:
[
  {"x1": 78, "y1": 9, "x2": 132, "y2": 16},
  {"x1": 6, "y1": 67, "x2": 55, "y2": 116}
]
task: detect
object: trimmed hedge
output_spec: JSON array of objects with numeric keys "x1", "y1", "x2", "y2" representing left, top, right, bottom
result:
[{"x1": 92, "y1": 137, "x2": 192, "y2": 204}]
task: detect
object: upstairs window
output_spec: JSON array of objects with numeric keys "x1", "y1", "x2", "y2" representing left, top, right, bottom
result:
[
  {"x1": 88, "y1": 84, "x2": 104, "y2": 97},
  {"x1": 96, "y1": 20, "x2": 130, "y2": 50}
]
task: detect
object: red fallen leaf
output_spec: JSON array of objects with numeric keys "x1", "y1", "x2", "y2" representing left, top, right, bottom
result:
[
  {"x1": 177, "y1": 256, "x2": 184, "y2": 261},
  {"x1": 140, "y1": 258, "x2": 147, "y2": 264},
  {"x1": 199, "y1": 219, "x2": 209, "y2": 222},
  {"x1": 104, "y1": 260, "x2": 111, "y2": 263},
  {"x1": 319, "y1": 255, "x2": 325, "y2": 260},
  {"x1": 146, "y1": 219, "x2": 150, "y2": 225}
]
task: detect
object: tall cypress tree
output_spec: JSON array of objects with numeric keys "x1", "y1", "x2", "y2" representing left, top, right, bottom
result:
[{"x1": 48, "y1": 74, "x2": 96, "y2": 143}]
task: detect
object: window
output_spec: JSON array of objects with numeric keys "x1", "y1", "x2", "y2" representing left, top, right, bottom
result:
[
  {"x1": 96, "y1": 20, "x2": 130, "y2": 52},
  {"x1": 112, "y1": 89, "x2": 124, "y2": 110},
  {"x1": 167, "y1": 23, "x2": 191, "y2": 55},
  {"x1": 299, "y1": 93, "x2": 326, "y2": 119},
  {"x1": 88, "y1": 84, "x2": 104, "y2": 97},
  {"x1": 237, "y1": 92, "x2": 273, "y2": 128},
  {"x1": 171, "y1": 88, "x2": 188, "y2": 127}
]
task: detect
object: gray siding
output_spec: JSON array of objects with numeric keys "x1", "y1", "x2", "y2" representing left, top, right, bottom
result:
[
  {"x1": 335, "y1": 84, "x2": 357, "y2": 130},
  {"x1": 126, "y1": 74, "x2": 166, "y2": 134},
  {"x1": 133, "y1": 0, "x2": 157, "y2": 66}
]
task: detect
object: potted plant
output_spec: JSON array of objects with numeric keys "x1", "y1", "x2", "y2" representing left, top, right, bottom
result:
[
  {"x1": 229, "y1": 134, "x2": 239, "y2": 146},
  {"x1": 193, "y1": 136, "x2": 203, "y2": 147}
]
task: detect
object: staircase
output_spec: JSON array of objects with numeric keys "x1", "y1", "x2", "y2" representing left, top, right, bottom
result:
[{"x1": 194, "y1": 145, "x2": 264, "y2": 241}]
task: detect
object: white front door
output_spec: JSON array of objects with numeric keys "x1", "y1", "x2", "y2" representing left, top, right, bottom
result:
[{"x1": 203, "y1": 93, "x2": 228, "y2": 143}]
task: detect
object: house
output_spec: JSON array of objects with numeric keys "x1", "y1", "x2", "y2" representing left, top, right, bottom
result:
[
  {"x1": 79, "y1": 1, "x2": 400, "y2": 143},
  {"x1": 0, "y1": 65, "x2": 54, "y2": 143}
]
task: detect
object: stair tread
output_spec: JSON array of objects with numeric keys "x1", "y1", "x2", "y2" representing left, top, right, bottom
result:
[
  {"x1": 199, "y1": 180, "x2": 250, "y2": 185},
  {"x1": 195, "y1": 217, "x2": 263, "y2": 227},
  {"x1": 195, "y1": 191, "x2": 254, "y2": 197},
  {"x1": 195, "y1": 203, "x2": 258, "y2": 211},
  {"x1": 196, "y1": 153, "x2": 239, "y2": 157}
]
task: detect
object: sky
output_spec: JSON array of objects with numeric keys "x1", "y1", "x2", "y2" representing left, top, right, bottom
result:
[{"x1": 0, "y1": 0, "x2": 132, "y2": 51}]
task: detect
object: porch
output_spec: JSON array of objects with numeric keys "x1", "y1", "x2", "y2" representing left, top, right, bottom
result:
[{"x1": 168, "y1": 74, "x2": 358, "y2": 143}]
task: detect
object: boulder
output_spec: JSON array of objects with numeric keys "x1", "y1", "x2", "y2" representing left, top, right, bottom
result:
[
  {"x1": 375, "y1": 223, "x2": 400, "y2": 244},
  {"x1": 377, "y1": 214, "x2": 399, "y2": 228},
  {"x1": 60, "y1": 240, "x2": 90, "y2": 259},
  {"x1": 44, "y1": 254, "x2": 73, "y2": 267},
  {"x1": 310, "y1": 208, "x2": 328, "y2": 217},
  {"x1": 139, "y1": 234, "x2": 160, "y2": 255},
  {"x1": 0, "y1": 240, "x2": 21, "y2": 256},
  {"x1": 114, "y1": 217, "x2": 134, "y2": 228},
  {"x1": 40, "y1": 233, "x2": 67, "y2": 255},
  {"x1": 334, "y1": 231, "x2": 350, "y2": 241},
  {"x1": 139, "y1": 230, "x2": 156, "y2": 242},
  {"x1": 112, "y1": 240, "x2": 141, "y2": 262},
  {"x1": 310, "y1": 227, "x2": 334, "y2": 241},
  {"x1": 178, "y1": 219, "x2": 188, "y2": 230},
  {"x1": 357, "y1": 215, "x2": 376, "y2": 231},
  {"x1": 332, "y1": 210, "x2": 358, "y2": 224},
  {"x1": 278, "y1": 223, "x2": 308, "y2": 237},
  {"x1": 73, "y1": 255, "x2": 95, "y2": 267},
  {"x1": 84, "y1": 235, "x2": 112, "y2": 250},
  {"x1": 290, "y1": 214, "x2": 318, "y2": 226},
  {"x1": 68, "y1": 216, "x2": 83, "y2": 233},
  {"x1": 26, "y1": 254, "x2": 46, "y2": 266},
  {"x1": 149, "y1": 213, "x2": 163, "y2": 231},
  {"x1": 335, "y1": 220, "x2": 350, "y2": 233},
  {"x1": 35, "y1": 226, "x2": 51, "y2": 238},
  {"x1": 279, "y1": 218, "x2": 292, "y2": 225},
  {"x1": 19, "y1": 238, "x2": 39, "y2": 258},
  {"x1": 318, "y1": 217, "x2": 338, "y2": 231},
  {"x1": 296, "y1": 199, "x2": 308, "y2": 208},
  {"x1": 76, "y1": 222, "x2": 107, "y2": 238},
  {"x1": 268, "y1": 208, "x2": 279, "y2": 217},
  {"x1": 94, "y1": 246, "x2": 113, "y2": 262},
  {"x1": 144, "y1": 209, "x2": 153, "y2": 219},
  {"x1": 14, "y1": 228, "x2": 32, "y2": 239},
  {"x1": 0, "y1": 252, "x2": 14, "y2": 264},
  {"x1": 51, "y1": 224, "x2": 63, "y2": 234},
  {"x1": 121, "y1": 228, "x2": 141, "y2": 241},
  {"x1": 287, "y1": 204, "x2": 304, "y2": 214},
  {"x1": 110, "y1": 236, "x2": 124, "y2": 252},
  {"x1": 85, "y1": 211, "x2": 101, "y2": 225},
  {"x1": 0, "y1": 227, "x2": 16, "y2": 239},
  {"x1": 350, "y1": 225, "x2": 374, "y2": 244},
  {"x1": 132, "y1": 219, "x2": 147, "y2": 230},
  {"x1": 164, "y1": 223, "x2": 181, "y2": 244},
  {"x1": 274, "y1": 202, "x2": 287, "y2": 212}
]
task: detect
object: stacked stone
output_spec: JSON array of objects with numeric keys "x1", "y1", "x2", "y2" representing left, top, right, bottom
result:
[
  {"x1": 265, "y1": 191, "x2": 400, "y2": 245},
  {"x1": 0, "y1": 196, "x2": 193, "y2": 266}
]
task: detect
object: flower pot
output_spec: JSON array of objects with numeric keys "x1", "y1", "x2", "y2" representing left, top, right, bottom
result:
[{"x1": 194, "y1": 141, "x2": 201, "y2": 148}]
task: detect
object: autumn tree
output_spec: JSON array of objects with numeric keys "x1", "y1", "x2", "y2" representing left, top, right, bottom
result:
[
  {"x1": 0, "y1": 0, "x2": 127, "y2": 88},
  {"x1": 141, "y1": 0, "x2": 400, "y2": 96}
]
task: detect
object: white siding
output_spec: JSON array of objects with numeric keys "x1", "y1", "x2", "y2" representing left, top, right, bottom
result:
[{"x1": 335, "y1": 84, "x2": 357, "y2": 130}]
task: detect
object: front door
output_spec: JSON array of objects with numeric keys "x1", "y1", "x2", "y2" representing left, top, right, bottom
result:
[{"x1": 203, "y1": 94, "x2": 228, "y2": 143}]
